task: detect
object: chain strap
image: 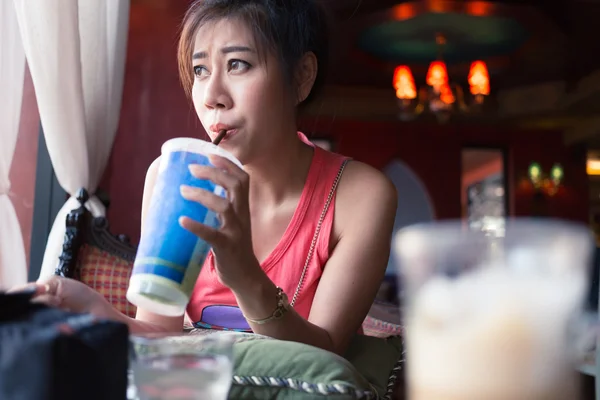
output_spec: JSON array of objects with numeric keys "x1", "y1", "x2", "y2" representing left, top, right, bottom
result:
[{"x1": 289, "y1": 159, "x2": 350, "y2": 307}]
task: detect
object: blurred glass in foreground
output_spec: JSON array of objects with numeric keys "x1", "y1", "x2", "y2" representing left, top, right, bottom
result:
[{"x1": 394, "y1": 219, "x2": 594, "y2": 400}]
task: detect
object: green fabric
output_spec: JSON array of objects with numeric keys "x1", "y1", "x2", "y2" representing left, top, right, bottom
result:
[
  {"x1": 344, "y1": 334, "x2": 403, "y2": 396},
  {"x1": 229, "y1": 333, "x2": 403, "y2": 400}
]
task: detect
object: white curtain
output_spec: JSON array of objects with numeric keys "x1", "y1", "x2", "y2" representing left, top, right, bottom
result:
[
  {"x1": 0, "y1": 1, "x2": 27, "y2": 289},
  {"x1": 13, "y1": 0, "x2": 130, "y2": 279}
]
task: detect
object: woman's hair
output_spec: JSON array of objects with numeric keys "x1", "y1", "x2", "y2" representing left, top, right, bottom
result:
[{"x1": 177, "y1": 0, "x2": 329, "y2": 108}]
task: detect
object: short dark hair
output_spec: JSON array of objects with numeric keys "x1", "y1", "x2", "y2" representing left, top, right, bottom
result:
[{"x1": 177, "y1": 0, "x2": 329, "y2": 108}]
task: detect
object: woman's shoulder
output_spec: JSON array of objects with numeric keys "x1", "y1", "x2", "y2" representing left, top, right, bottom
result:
[
  {"x1": 313, "y1": 143, "x2": 396, "y2": 209},
  {"x1": 335, "y1": 160, "x2": 397, "y2": 225},
  {"x1": 341, "y1": 160, "x2": 396, "y2": 198}
]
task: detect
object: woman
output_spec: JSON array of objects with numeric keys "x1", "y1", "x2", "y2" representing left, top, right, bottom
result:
[{"x1": 20, "y1": 0, "x2": 397, "y2": 356}]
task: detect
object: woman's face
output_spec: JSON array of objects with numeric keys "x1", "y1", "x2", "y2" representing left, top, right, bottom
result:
[{"x1": 191, "y1": 17, "x2": 294, "y2": 163}]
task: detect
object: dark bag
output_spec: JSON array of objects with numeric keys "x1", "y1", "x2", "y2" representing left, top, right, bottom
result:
[{"x1": 0, "y1": 290, "x2": 130, "y2": 400}]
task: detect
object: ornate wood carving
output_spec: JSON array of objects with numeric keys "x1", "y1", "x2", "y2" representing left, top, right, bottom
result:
[
  {"x1": 55, "y1": 188, "x2": 137, "y2": 278},
  {"x1": 55, "y1": 189, "x2": 89, "y2": 278},
  {"x1": 88, "y1": 217, "x2": 136, "y2": 262}
]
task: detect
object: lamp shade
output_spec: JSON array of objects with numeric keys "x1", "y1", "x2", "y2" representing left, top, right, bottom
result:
[
  {"x1": 468, "y1": 60, "x2": 490, "y2": 96},
  {"x1": 393, "y1": 65, "x2": 417, "y2": 100},
  {"x1": 426, "y1": 60, "x2": 449, "y2": 90}
]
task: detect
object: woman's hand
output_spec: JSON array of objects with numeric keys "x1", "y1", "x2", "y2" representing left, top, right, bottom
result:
[
  {"x1": 9, "y1": 276, "x2": 112, "y2": 317},
  {"x1": 179, "y1": 154, "x2": 261, "y2": 290}
]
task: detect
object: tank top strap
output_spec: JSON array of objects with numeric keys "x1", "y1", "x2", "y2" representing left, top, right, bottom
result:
[{"x1": 296, "y1": 132, "x2": 351, "y2": 263}]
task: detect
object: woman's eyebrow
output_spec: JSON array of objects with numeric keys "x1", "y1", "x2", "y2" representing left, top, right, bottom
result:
[{"x1": 192, "y1": 46, "x2": 254, "y2": 60}]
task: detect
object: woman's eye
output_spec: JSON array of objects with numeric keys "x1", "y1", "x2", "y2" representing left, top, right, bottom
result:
[
  {"x1": 193, "y1": 65, "x2": 208, "y2": 77},
  {"x1": 228, "y1": 60, "x2": 251, "y2": 73}
]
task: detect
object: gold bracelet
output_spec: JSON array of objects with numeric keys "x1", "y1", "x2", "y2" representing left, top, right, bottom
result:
[{"x1": 244, "y1": 286, "x2": 290, "y2": 325}]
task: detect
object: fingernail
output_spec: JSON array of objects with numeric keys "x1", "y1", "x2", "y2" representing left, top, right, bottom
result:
[
  {"x1": 178, "y1": 216, "x2": 188, "y2": 227},
  {"x1": 180, "y1": 185, "x2": 193, "y2": 196}
]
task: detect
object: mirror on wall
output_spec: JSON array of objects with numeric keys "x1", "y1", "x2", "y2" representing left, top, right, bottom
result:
[{"x1": 461, "y1": 147, "x2": 508, "y2": 236}]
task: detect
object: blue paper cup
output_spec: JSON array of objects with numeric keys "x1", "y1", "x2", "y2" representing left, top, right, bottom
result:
[{"x1": 126, "y1": 138, "x2": 242, "y2": 317}]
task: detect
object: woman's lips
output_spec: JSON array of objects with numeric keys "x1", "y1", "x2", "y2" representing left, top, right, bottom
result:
[{"x1": 209, "y1": 123, "x2": 234, "y2": 132}]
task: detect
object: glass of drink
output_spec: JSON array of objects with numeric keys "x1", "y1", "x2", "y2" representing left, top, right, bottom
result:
[
  {"x1": 129, "y1": 332, "x2": 236, "y2": 400},
  {"x1": 393, "y1": 219, "x2": 594, "y2": 400},
  {"x1": 127, "y1": 138, "x2": 242, "y2": 317}
]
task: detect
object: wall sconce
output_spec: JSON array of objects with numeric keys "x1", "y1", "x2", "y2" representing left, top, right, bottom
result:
[
  {"x1": 587, "y1": 160, "x2": 600, "y2": 175},
  {"x1": 528, "y1": 162, "x2": 563, "y2": 196}
]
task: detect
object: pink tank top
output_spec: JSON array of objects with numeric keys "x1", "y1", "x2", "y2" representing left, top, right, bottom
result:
[{"x1": 186, "y1": 132, "x2": 349, "y2": 331}]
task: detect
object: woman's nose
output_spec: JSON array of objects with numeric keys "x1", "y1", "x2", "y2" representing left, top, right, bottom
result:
[{"x1": 203, "y1": 74, "x2": 233, "y2": 110}]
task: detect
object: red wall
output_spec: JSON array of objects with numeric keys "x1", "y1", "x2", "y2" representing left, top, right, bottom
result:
[{"x1": 299, "y1": 119, "x2": 588, "y2": 224}]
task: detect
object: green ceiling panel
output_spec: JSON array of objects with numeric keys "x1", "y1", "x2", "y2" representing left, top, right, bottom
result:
[{"x1": 358, "y1": 12, "x2": 530, "y2": 64}]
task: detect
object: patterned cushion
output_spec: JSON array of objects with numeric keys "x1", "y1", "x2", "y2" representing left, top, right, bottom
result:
[
  {"x1": 361, "y1": 301, "x2": 403, "y2": 338},
  {"x1": 75, "y1": 244, "x2": 137, "y2": 318},
  {"x1": 362, "y1": 316, "x2": 403, "y2": 338}
]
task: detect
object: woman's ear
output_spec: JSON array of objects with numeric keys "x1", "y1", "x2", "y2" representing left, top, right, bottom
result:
[{"x1": 294, "y1": 52, "x2": 318, "y2": 104}]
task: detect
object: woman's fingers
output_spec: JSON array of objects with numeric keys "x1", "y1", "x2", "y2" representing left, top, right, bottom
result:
[
  {"x1": 183, "y1": 158, "x2": 250, "y2": 246},
  {"x1": 180, "y1": 185, "x2": 230, "y2": 214},
  {"x1": 7, "y1": 283, "x2": 37, "y2": 294},
  {"x1": 180, "y1": 186, "x2": 237, "y2": 230},
  {"x1": 208, "y1": 154, "x2": 247, "y2": 181},
  {"x1": 208, "y1": 156, "x2": 250, "y2": 207},
  {"x1": 31, "y1": 294, "x2": 62, "y2": 308},
  {"x1": 8, "y1": 280, "x2": 62, "y2": 308},
  {"x1": 188, "y1": 165, "x2": 237, "y2": 192},
  {"x1": 189, "y1": 160, "x2": 249, "y2": 210},
  {"x1": 7, "y1": 282, "x2": 51, "y2": 297},
  {"x1": 179, "y1": 216, "x2": 224, "y2": 246}
]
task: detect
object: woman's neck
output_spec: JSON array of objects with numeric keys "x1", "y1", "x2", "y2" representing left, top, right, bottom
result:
[{"x1": 245, "y1": 131, "x2": 314, "y2": 207}]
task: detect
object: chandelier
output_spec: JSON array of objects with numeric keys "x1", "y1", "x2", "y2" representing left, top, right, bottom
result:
[{"x1": 392, "y1": 34, "x2": 490, "y2": 123}]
